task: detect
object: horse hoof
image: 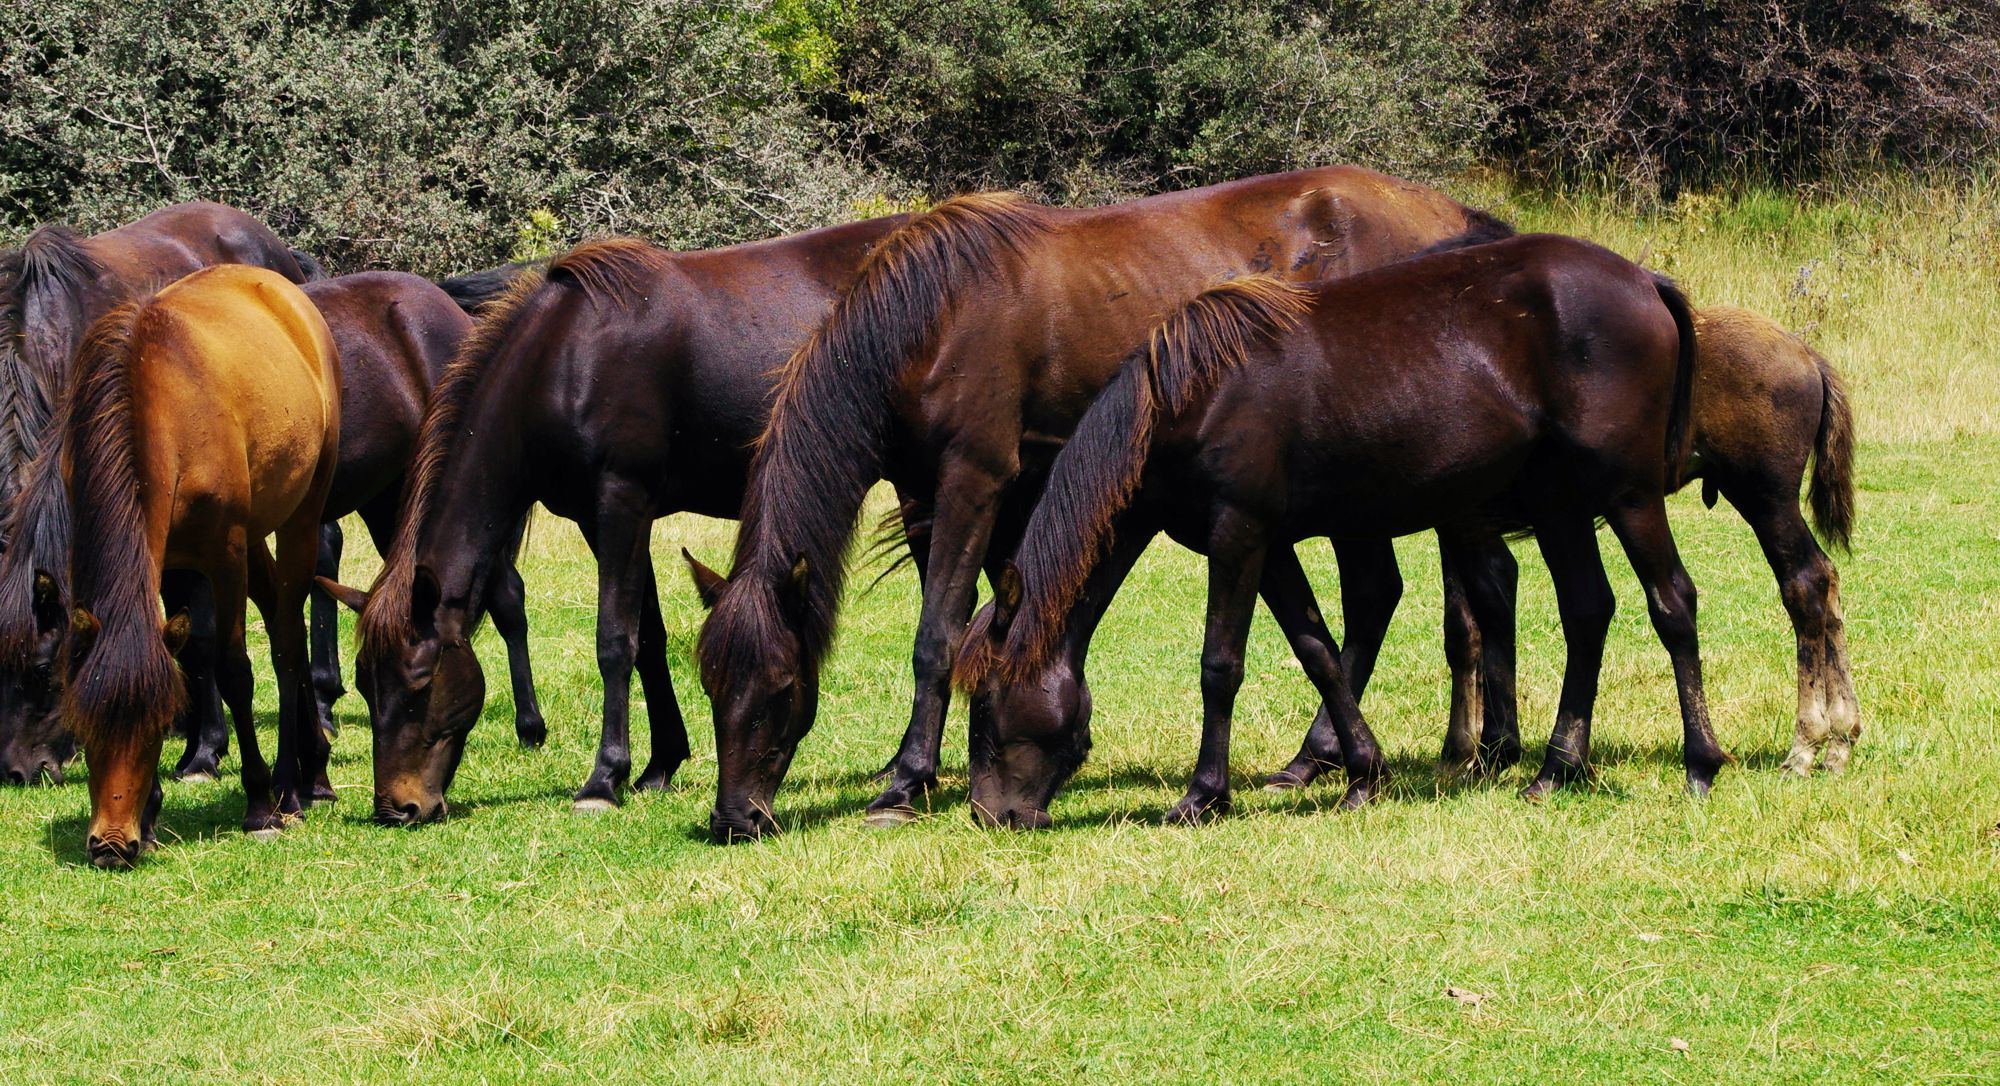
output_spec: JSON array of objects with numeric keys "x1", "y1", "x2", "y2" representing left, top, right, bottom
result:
[
  {"x1": 571, "y1": 797, "x2": 618, "y2": 814},
  {"x1": 1262, "y1": 772, "x2": 1307, "y2": 793},
  {"x1": 1520, "y1": 779, "x2": 1558, "y2": 803},
  {"x1": 862, "y1": 806, "x2": 918, "y2": 829}
]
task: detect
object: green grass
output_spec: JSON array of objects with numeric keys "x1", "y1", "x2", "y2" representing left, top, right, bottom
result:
[{"x1": 4, "y1": 179, "x2": 2000, "y2": 1084}]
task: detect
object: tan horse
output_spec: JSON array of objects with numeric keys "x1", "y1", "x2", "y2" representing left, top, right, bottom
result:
[{"x1": 0, "y1": 265, "x2": 340, "y2": 866}]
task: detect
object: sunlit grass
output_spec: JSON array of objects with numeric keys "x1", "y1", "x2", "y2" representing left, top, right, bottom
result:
[{"x1": 2, "y1": 179, "x2": 1998, "y2": 1084}]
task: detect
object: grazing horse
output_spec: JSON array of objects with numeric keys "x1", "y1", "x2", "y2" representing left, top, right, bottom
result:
[
  {"x1": 321, "y1": 218, "x2": 906, "y2": 825},
  {"x1": 689, "y1": 165, "x2": 1511, "y2": 839},
  {"x1": 0, "y1": 272, "x2": 548, "y2": 787},
  {"x1": 952, "y1": 235, "x2": 1719, "y2": 828},
  {"x1": 1265, "y1": 304, "x2": 1860, "y2": 787},
  {"x1": 0, "y1": 265, "x2": 339, "y2": 865},
  {"x1": 0, "y1": 203, "x2": 316, "y2": 785}
]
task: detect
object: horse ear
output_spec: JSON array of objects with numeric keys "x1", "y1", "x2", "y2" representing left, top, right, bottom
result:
[
  {"x1": 992, "y1": 562, "x2": 1022, "y2": 634},
  {"x1": 410, "y1": 566, "x2": 441, "y2": 638},
  {"x1": 682, "y1": 548, "x2": 727, "y2": 609},
  {"x1": 68, "y1": 608, "x2": 100, "y2": 662},
  {"x1": 315, "y1": 577, "x2": 370, "y2": 614},
  {"x1": 161, "y1": 610, "x2": 192, "y2": 656},
  {"x1": 31, "y1": 571, "x2": 62, "y2": 631}
]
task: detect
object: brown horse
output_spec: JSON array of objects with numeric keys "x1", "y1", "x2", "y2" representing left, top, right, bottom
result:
[
  {"x1": 688, "y1": 166, "x2": 1511, "y2": 839},
  {"x1": 321, "y1": 219, "x2": 908, "y2": 825},
  {"x1": 0, "y1": 203, "x2": 315, "y2": 784},
  {"x1": 167, "y1": 273, "x2": 546, "y2": 777},
  {"x1": 0, "y1": 265, "x2": 339, "y2": 865},
  {"x1": 0, "y1": 272, "x2": 546, "y2": 787},
  {"x1": 1265, "y1": 303, "x2": 1859, "y2": 787},
  {"x1": 952, "y1": 235, "x2": 1719, "y2": 827}
]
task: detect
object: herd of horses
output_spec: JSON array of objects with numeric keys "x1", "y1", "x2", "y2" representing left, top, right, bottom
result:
[{"x1": 0, "y1": 165, "x2": 1859, "y2": 866}]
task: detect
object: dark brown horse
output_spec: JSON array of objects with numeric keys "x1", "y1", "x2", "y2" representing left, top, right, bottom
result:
[
  {"x1": 322, "y1": 218, "x2": 908, "y2": 824},
  {"x1": 0, "y1": 264, "x2": 339, "y2": 865},
  {"x1": 0, "y1": 203, "x2": 316, "y2": 784},
  {"x1": 1265, "y1": 303, "x2": 1859, "y2": 788},
  {"x1": 688, "y1": 166, "x2": 1511, "y2": 839},
  {"x1": 952, "y1": 235, "x2": 1719, "y2": 827}
]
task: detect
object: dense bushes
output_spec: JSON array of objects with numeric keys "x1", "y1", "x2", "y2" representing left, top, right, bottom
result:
[{"x1": 3, "y1": 0, "x2": 1994, "y2": 271}]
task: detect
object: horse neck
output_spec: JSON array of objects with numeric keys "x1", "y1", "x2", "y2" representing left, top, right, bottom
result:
[
  {"x1": 406, "y1": 392, "x2": 530, "y2": 637},
  {"x1": 66, "y1": 340, "x2": 165, "y2": 664}
]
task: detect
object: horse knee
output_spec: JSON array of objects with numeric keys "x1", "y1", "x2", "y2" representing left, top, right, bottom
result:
[
  {"x1": 1200, "y1": 652, "x2": 1246, "y2": 699},
  {"x1": 596, "y1": 630, "x2": 639, "y2": 676}
]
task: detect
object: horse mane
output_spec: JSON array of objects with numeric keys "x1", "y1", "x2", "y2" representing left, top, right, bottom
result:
[
  {"x1": 435, "y1": 260, "x2": 546, "y2": 314},
  {"x1": 356, "y1": 238, "x2": 667, "y2": 664},
  {"x1": 58, "y1": 301, "x2": 186, "y2": 749},
  {"x1": 699, "y1": 193, "x2": 1052, "y2": 681},
  {"x1": 0, "y1": 226, "x2": 100, "y2": 508},
  {"x1": 953, "y1": 275, "x2": 1314, "y2": 688}
]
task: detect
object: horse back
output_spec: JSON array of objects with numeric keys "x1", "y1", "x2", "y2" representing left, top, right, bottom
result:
[
  {"x1": 933, "y1": 168, "x2": 1495, "y2": 443},
  {"x1": 139, "y1": 265, "x2": 340, "y2": 541},
  {"x1": 1686, "y1": 306, "x2": 1822, "y2": 484}
]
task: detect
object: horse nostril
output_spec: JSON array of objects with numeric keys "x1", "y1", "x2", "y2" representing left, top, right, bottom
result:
[{"x1": 3, "y1": 768, "x2": 26, "y2": 787}]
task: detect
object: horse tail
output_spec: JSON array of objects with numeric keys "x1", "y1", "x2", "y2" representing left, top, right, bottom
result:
[
  {"x1": 288, "y1": 248, "x2": 328, "y2": 283},
  {"x1": 434, "y1": 260, "x2": 545, "y2": 314},
  {"x1": 1807, "y1": 346, "x2": 1856, "y2": 552},
  {"x1": 953, "y1": 275, "x2": 1313, "y2": 689},
  {"x1": 62, "y1": 302, "x2": 186, "y2": 748},
  {"x1": 1653, "y1": 274, "x2": 1698, "y2": 491}
]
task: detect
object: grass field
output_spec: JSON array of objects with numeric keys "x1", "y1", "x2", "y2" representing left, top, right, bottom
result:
[{"x1": 2, "y1": 180, "x2": 1998, "y2": 1084}]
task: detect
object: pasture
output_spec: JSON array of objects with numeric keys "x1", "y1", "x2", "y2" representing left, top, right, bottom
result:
[{"x1": 2, "y1": 180, "x2": 1997, "y2": 1084}]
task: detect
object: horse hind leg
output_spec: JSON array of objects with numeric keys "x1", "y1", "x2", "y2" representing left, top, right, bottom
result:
[
  {"x1": 1265, "y1": 537, "x2": 1401, "y2": 790},
  {"x1": 1732, "y1": 488, "x2": 1858, "y2": 775},
  {"x1": 1603, "y1": 497, "x2": 1730, "y2": 796},
  {"x1": 1524, "y1": 516, "x2": 1615, "y2": 799}
]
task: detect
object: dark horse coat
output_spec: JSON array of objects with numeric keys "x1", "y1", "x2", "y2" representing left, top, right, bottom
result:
[
  {"x1": 953, "y1": 235, "x2": 1722, "y2": 828},
  {"x1": 693, "y1": 165, "x2": 1511, "y2": 840}
]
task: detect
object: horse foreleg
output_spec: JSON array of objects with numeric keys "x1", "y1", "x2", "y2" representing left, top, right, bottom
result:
[
  {"x1": 308, "y1": 520, "x2": 345, "y2": 738},
  {"x1": 571, "y1": 478, "x2": 658, "y2": 810},
  {"x1": 1258, "y1": 543, "x2": 1388, "y2": 811},
  {"x1": 631, "y1": 558, "x2": 689, "y2": 791},
  {"x1": 867, "y1": 459, "x2": 1012, "y2": 825},
  {"x1": 164, "y1": 570, "x2": 227, "y2": 782},
  {"x1": 218, "y1": 548, "x2": 281, "y2": 834},
  {"x1": 1165, "y1": 510, "x2": 1270, "y2": 824},
  {"x1": 485, "y1": 535, "x2": 549, "y2": 751}
]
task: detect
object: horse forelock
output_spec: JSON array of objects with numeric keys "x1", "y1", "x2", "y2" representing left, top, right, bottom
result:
[
  {"x1": 727, "y1": 193, "x2": 1054, "y2": 669},
  {"x1": 62, "y1": 301, "x2": 185, "y2": 745}
]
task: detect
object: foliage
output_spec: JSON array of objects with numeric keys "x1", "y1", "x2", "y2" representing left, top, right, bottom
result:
[
  {"x1": 1473, "y1": 0, "x2": 2000, "y2": 193},
  {"x1": 1, "y1": 0, "x2": 1995, "y2": 268}
]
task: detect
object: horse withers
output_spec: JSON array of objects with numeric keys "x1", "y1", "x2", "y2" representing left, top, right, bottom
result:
[
  {"x1": 953, "y1": 234, "x2": 1717, "y2": 828},
  {"x1": 0, "y1": 265, "x2": 339, "y2": 866}
]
